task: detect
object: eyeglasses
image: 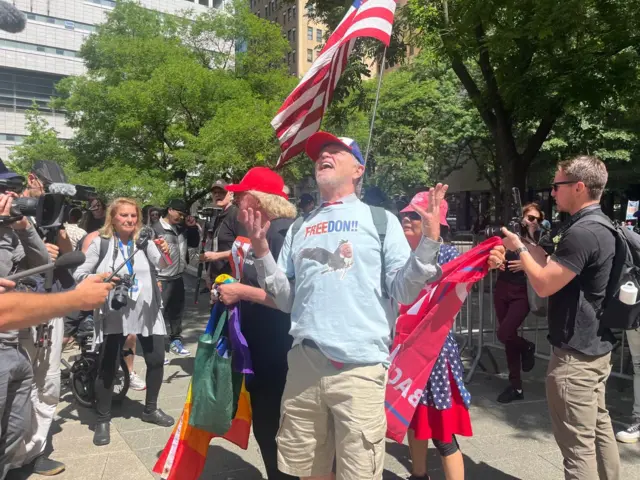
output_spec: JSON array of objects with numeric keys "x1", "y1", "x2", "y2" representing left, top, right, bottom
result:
[
  {"x1": 400, "y1": 212, "x2": 421, "y2": 221},
  {"x1": 526, "y1": 214, "x2": 541, "y2": 223},
  {"x1": 551, "y1": 181, "x2": 578, "y2": 192}
]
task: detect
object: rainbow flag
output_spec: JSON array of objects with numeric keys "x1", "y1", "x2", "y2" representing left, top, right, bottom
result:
[{"x1": 153, "y1": 379, "x2": 252, "y2": 480}]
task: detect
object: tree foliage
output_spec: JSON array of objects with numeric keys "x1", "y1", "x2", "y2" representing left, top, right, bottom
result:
[{"x1": 54, "y1": 0, "x2": 298, "y2": 206}]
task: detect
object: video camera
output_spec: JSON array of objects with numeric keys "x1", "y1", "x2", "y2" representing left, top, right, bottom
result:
[
  {"x1": 485, "y1": 187, "x2": 524, "y2": 238},
  {"x1": 0, "y1": 175, "x2": 96, "y2": 230},
  {"x1": 197, "y1": 207, "x2": 222, "y2": 218}
]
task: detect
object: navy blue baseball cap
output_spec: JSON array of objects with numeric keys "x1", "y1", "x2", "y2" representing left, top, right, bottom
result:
[
  {"x1": 305, "y1": 132, "x2": 365, "y2": 165},
  {"x1": 0, "y1": 159, "x2": 22, "y2": 180}
]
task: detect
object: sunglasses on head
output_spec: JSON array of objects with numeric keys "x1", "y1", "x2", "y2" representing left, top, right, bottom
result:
[
  {"x1": 551, "y1": 181, "x2": 578, "y2": 192},
  {"x1": 400, "y1": 211, "x2": 421, "y2": 221}
]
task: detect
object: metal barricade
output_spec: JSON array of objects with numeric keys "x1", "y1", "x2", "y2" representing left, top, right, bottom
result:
[{"x1": 449, "y1": 235, "x2": 634, "y2": 385}]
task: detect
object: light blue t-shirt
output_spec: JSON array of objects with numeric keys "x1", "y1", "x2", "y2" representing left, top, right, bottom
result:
[{"x1": 255, "y1": 194, "x2": 441, "y2": 365}]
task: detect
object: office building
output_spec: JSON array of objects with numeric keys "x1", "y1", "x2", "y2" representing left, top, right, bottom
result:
[
  {"x1": 250, "y1": 0, "x2": 326, "y2": 77},
  {"x1": 0, "y1": 0, "x2": 218, "y2": 161}
]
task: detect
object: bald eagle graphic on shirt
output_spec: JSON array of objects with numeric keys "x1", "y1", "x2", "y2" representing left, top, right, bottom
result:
[{"x1": 298, "y1": 240, "x2": 354, "y2": 280}]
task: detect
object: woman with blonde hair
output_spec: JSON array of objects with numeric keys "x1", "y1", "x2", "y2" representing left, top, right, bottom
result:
[
  {"x1": 74, "y1": 198, "x2": 174, "y2": 447},
  {"x1": 216, "y1": 167, "x2": 297, "y2": 480}
]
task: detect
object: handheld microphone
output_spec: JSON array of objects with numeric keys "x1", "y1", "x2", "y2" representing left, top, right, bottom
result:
[
  {"x1": 5, "y1": 251, "x2": 86, "y2": 282},
  {"x1": 140, "y1": 226, "x2": 173, "y2": 266},
  {"x1": 0, "y1": 1, "x2": 26, "y2": 33}
]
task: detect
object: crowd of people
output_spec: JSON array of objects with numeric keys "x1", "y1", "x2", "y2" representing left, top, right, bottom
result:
[{"x1": 0, "y1": 131, "x2": 639, "y2": 480}]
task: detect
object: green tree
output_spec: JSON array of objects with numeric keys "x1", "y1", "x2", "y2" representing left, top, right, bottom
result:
[
  {"x1": 9, "y1": 106, "x2": 76, "y2": 177},
  {"x1": 401, "y1": 0, "x2": 640, "y2": 216},
  {"x1": 9, "y1": 106, "x2": 177, "y2": 204},
  {"x1": 54, "y1": 0, "x2": 297, "y2": 207},
  {"x1": 327, "y1": 56, "x2": 495, "y2": 198}
]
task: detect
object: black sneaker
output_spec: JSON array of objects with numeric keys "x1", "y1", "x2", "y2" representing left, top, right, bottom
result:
[
  {"x1": 32, "y1": 456, "x2": 65, "y2": 476},
  {"x1": 615, "y1": 421, "x2": 640, "y2": 443},
  {"x1": 142, "y1": 408, "x2": 175, "y2": 427},
  {"x1": 497, "y1": 386, "x2": 524, "y2": 404},
  {"x1": 522, "y1": 341, "x2": 536, "y2": 372}
]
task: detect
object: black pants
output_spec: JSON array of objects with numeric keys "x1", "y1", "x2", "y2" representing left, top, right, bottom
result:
[
  {"x1": 249, "y1": 384, "x2": 296, "y2": 480},
  {"x1": 161, "y1": 277, "x2": 185, "y2": 342},
  {"x1": 95, "y1": 334, "x2": 165, "y2": 423}
]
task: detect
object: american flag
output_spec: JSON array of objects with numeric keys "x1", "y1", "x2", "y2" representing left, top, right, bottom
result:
[{"x1": 271, "y1": 0, "x2": 396, "y2": 167}]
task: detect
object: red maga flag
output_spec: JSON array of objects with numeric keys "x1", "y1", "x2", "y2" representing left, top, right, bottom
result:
[
  {"x1": 271, "y1": 0, "x2": 396, "y2": 167},
  {"x1": 385, "y1": 237, "x2": 503, "y2": 443}
]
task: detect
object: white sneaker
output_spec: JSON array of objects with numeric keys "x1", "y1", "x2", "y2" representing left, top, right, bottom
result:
[
  {"x1": 615, "y1": 421, "x2": 640, "y2": 443},
  {"x1": 129, "y1": 372, "x2": 146, "y2": 391}
]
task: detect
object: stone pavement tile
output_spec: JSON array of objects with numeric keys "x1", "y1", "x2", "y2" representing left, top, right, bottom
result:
[
  {"x1": 110, "y1": 408, "x2": 184, "y2": 433},
  {"x1": 120, "y1": 427, "x2": 173, "y2": 451},
  {"x1": 102, "y1": 452, "x2": 154, "y2": 480},
  {"x1": 459, "y1": 452, "x2": 563, "y2": 480},
  {"x1": 200, "y1": 439, "x2": 266, "y2": 479},
  {"x1": 466, "y1": 432, "x2": 558, "y2": 463},
  {"x1": 50, "y1": 427, "x2": 129, "y2": 459},
  {"x1": 465, "y1": 411, "x2": 520, "y2": 438},
  {"x1": 43, "y1": 453, "x2": 109, "y2": 480},
  {"x1": 619, "y1": 441, "x2": 640, "y2": 465},
  {"x1": 133, "y1": 446, "x2": 164, "y2": 471}
]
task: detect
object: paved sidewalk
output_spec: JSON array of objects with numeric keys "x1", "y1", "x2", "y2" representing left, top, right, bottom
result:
[{"x1": 11, "y1": 277, "x2": 640, "y2": 480}]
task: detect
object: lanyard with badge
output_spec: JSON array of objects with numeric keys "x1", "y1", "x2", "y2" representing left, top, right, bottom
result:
[{"x1": 115, "y1": 235, "x2": 140, "y2": 301}]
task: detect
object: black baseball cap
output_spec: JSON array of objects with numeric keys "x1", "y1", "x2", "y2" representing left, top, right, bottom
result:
[
  {"x1": 31, "y1": 160, "x2": 67, "y2": 184},
  {"x1": 211, "y1": 179, "x2": 228, "y2": 191},
  {"x1": 167, "y1": 199, "x2": 188, "y2": 215},
  {"x1": 299, "y1": 193, "x2": 315, "y2": 206}
]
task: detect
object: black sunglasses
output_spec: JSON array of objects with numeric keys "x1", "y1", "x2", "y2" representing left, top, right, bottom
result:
[
  {"x1": 551, "y1": 181, "x2": 578, "y2": 192},
  {"x1": 526, "y1": 214, "x2": 541, "y2": 223},
  {"x1": 400, "y1": 211, "x2": 421, "y2": 221}
]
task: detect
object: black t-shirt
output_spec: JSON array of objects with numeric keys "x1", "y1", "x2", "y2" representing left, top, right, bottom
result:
[
  {"x1": 207, "y1": 205, "x2": 246, "y2": 279},
  {"x1": 239, "y1": 217, "x2": 294, "y2": 392},
  {"x1": 548, "y1": 207, "x2": 616, "y2": 356},
  {"x1": 497, "y1": 250, "x2": 527, "y2": 285}
]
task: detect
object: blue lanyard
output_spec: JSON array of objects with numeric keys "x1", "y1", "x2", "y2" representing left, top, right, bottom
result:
[{"x1": 117, "y1": 237, "x2": 134, "y2": 275}]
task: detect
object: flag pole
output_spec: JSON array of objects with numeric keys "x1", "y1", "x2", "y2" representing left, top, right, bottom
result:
[
  {"x1": 363, "y1": 46, "x2": 387, "y2": 165},
  {"x1": 359, "y1": 46, "x2": 387, "y2": 198}
]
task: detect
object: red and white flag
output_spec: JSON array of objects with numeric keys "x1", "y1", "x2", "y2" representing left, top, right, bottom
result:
[
  {"x1": 385, "y1": 237, "x2": 503, "y2": 443},
  {"x1": 271, "y1": 0, "x2": 396, "y2": 167}
]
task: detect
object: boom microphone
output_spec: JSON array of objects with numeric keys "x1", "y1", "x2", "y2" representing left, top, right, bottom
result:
[
  {"x1": 0, "y1": 1, "x2": 26, "y2": 33},
  {"x1": 5, "y1": 251, "x2": 86, "y2": 282},
  {"x1": 48, "y1": 183, "x2": 77, "y2": 197}
]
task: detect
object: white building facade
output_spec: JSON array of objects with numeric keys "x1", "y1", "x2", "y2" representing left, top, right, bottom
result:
[{"x1": 0, "y1": 0, "x2": 219, "y2": 160}]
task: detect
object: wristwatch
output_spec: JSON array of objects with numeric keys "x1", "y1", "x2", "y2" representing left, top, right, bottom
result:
[{"x1": 514, "y1": 246, "x2": 529, "y2": 257}]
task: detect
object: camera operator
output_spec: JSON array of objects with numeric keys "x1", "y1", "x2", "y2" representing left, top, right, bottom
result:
[
  {"x1": 501, "y1": 156, "x2": 620, "y2": 479},
  {"x1": 0, "y1": 185, "x2": 50, "y2": 479},
  {"x1": 200, "y1": 180, "x2": 246, "y2": 289},
  {"x1": 81, "y1": 197, "x2": 107, "y2": 234},
  {"x1": 73, "y1": 198, "x2": 174, "y2": 446},
  {"x1": 152, "y1": 199, "x2": 200, "y2": 357},
  {"x1": 494, "y1": 203, "x2": 546, "y2": 404},
  {"x1": 10, "y1": 160, "x2": 77, "y2": 475}
]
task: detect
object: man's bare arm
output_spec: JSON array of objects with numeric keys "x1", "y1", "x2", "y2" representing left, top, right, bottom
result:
[{"x1": 0, "y1": 275, "x2": 113, "y2": 331}]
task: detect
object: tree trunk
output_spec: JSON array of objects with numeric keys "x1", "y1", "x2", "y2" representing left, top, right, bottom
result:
[{"x1": 495, "y1": 131, "x2": 527, "y2": 223}]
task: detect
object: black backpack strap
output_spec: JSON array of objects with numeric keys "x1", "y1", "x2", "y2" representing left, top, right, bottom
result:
[
  {"x1": 369, "y1": 205, "x2": 388, "y2": 298},
  {"x1": 575, "y1": 214, "x2": 631, "y2": 310}
]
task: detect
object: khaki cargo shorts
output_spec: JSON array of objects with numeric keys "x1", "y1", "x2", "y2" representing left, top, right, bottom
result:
[{"x1": 277, "y1": 342, "x2": 388, "y2": 479}]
